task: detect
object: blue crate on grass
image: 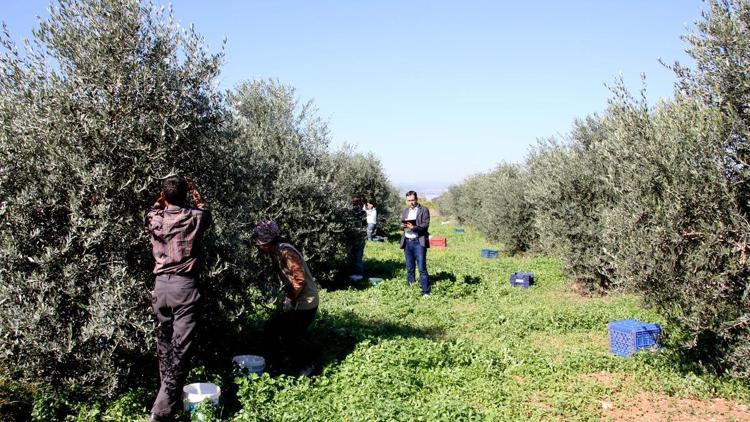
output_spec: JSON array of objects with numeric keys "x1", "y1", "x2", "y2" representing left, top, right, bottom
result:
[
  {"x1": 509, "y1": 272, "x2": 534, "y2": 288},
  {"x1": 453, "y1": 228, "x2": 465, "y2": 233},
  {"x1": 481, "y1": 249, "x2": 498, "y2": 259},
  {"x1": 608, "y1": 319, "x2": 661, "y2": 357}
]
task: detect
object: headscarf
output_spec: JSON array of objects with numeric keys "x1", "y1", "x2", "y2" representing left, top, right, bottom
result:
[{"x1": 253, "y1": 220, "x2": 280, "y2": 245}]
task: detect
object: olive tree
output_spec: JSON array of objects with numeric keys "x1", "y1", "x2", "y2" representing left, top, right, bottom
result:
[
  {"x1": 0, "y1": 0, "x2": 229, "y2": 398},
  {"x1": 525, "y1": 116, "x2": 617, "y2": 290}
]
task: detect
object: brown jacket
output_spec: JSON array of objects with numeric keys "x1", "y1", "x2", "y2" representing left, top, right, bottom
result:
[{"x1": 272, "y1": 243, "x2": 319, "y2": 310}]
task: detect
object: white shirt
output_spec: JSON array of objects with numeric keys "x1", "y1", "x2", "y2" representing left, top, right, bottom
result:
[
  {"x1": 365, "y1": 207, "x2": 377, "y2": 224},
  {"x1": 405, "y1": 206, "x2": 418, "y2": 239}
]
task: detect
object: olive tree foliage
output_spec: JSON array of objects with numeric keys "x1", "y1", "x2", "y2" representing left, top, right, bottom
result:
[
  {"x1": 329, "y1": 148, "x2": 402, "y2": 226},
  {"x1": 228, "y1": 80, "x2": 401, "y2": 244},
  {"x1": 437, "y1": 174, "x2": 484, "y2": 225},
  {"x1": 228, "y1": 79, "x2": 355, "y2": 284},
  {"x1": 227, "y1": 80, "x2": 400, "y2": 279},
  {"x1": 436, "y1": 164, "x2": 535, "y2": 254},
  {"x1": 526, "y1": 116, "x2": 618, "y2": 291},
  {"x1": 0, "y1": 0, "x2": 230, "y2": 397},
  {"x1": 670, "y1": 0, "x2": 750, "y2": 218},
  {"x1": 601, "y1": 85, "x2": 750, "y2": 379},
  {"x1": 598, "y1": 0, "x2": 750, "y2": 379},
  {"x1": 476, "y1": 164, "x2": 535, "y2": 254}
]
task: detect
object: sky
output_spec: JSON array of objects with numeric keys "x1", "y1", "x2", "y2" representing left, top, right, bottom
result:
[{"x1": 3, "y1": 1, "x2": 703, "y2": 187}]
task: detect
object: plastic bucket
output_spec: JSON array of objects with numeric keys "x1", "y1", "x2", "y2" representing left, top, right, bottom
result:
[
  {"x1": 368, "y1": 277, "x2": 384, "y2": 286},
  {"x1": 232, "y1": 354, "x2": 265, "y2": 376},
  {"x1": 182, "y1": 382, "x2": 220, "y2": 411}
]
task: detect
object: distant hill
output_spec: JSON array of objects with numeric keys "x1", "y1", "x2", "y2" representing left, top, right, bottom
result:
[{"x1": 395, "y1": 182, "x2": 453, "y2": 200}]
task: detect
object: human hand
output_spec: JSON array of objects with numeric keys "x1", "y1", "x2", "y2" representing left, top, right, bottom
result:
[{"x1": 186, "y1": 179, "x2": 206, "y2": 209}]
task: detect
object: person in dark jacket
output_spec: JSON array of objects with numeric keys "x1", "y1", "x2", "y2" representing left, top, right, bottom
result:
[
  {"x1": 399, "y1": 190, "x2": 431, "y2": 296},
  {"x1": 347, "y1": 195, "x2": 367, "y2": 280},
  {"x1": 144, "y1": 174, "x2": 211, "y2": 422}
]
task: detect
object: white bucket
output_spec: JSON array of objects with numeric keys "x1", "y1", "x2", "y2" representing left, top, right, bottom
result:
[
  {"x1": 182, "y1": 382, "x2": 220, "y2": 411},
  {"x1": 368, "y1": 277, "x2": 383, "y2": 286},
  {"x1": 232, "y1": 354, "x2": 265, "y2": 375}
]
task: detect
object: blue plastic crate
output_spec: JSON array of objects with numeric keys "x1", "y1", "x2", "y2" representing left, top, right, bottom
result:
[
  {"x1": 481, "y1": 249, "x2": 498, "y2": 259},
  {"x1": 509, "y1": 272, "x2": 534, "y2": 288},
  {"x1": 454, "y1": 228, "x2": 465, "y2": 233},
  {"x1": 608, "y1": 320, "x2": 661, "y2": 357}
]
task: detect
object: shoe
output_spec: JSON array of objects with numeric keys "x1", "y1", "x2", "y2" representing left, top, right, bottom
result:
[{"x1": 421, "y1": 293, "x2": 430, "y2": 298}]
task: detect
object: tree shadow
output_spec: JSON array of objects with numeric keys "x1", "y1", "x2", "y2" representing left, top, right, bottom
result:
[
  {"x1": 365, "y1": 258, "x2": 403, "y2": 280},
  {"x1": 324, "y1": 258, "x2": 404, "y2": 292},
  {"x1": 205, "y1": 309, "x2": 444, "y2": 417},
  {"x1": 432, "y1": 271, "x2": 457, "y2": 283},
  {"x1": 310, "y1": 310, "x2": 444, "y2": 369},
  {"x1": 462, "y1": 275, "x2": 482, "y2": 285},
  {"x1": 217, "y1": 309, "x2": 443, "y2": 377}
]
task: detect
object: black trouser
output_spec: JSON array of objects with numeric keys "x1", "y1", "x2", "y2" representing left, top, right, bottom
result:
[
  {"x1": 150, "y1": 274, "x2": 200, "y2": 419},
  {"x1": 264, "y1": 306, "x2": 318, "y2": 371}
]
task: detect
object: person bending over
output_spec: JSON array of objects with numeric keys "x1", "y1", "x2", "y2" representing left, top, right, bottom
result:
[{"x1": 252, "y1": 220, "x2": 319, "y2": 375}]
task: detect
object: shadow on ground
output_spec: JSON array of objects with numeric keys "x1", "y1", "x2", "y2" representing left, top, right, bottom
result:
[
  {"x1": 462, "y1": 275, "x2": 481, "y2": 285},
  {"x1": 221, "y1": 309, "x2": 442, "y2": 375},
  {"x1": 432, "y1": 271, "x2": 457, "y2": 283},
  {"x1": 311, "y1": 309, "x2": 443, "y2": 368},
  {"x1": 325, "y1": 258, "x2": 405, "y2": 292},
  {"x1": 199, "y1": 308, "x2": 443, "y2": 417}
]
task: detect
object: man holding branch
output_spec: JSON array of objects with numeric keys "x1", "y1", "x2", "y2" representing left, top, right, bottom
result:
[{"x1": 144, "y1": 174, "x2": 211, "y2": 422}]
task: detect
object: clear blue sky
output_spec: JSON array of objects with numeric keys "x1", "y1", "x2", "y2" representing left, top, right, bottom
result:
[{"x1": 4, "y1": 1, "x2": 702, "y2": 186}]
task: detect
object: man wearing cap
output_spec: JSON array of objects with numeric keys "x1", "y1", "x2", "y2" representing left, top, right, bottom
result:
[
  {"x1": 400, "y1": 190, "x2": 431, "y2": 296},
  {"x1": 145, "y1": 174, "x2": 211, "y2": 422},
  {"x1": 252, "y1": 220, "x2": 319, "y2": 375}
]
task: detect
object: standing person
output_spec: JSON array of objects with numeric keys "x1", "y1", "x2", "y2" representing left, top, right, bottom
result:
[
  {"x1": 253, "y1": 220, "x2": 319, "y2": 375},
  {"x1": 399, "y1": 191, "x2": 431, "y2": 296},
  {"x1": 365, "y1": 200, "x2": 378, "y2": 241},
  {"x1": 347, "y1": 195, "x2": 367, "y2": 280},
  {"x1": 144, "y1": 175, "x2": 211, "y2": 422}
]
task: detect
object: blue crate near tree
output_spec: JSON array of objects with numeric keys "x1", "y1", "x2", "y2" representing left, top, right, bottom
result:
[
  {"x1": 453, "y1": 228, "x2": 465, "y2": 233},
  {"x1": 608, "y1": 319, "x2": 662, "y2": 357},
  {"x1": 481, "y1": 248, "x2": 498, "y2": 259},
  {"x1": 509, "y1": 272, "x2": 534, "y2": 288}
]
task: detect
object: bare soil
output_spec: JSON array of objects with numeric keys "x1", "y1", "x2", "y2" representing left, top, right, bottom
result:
[{"x1": 603, "y1": 392, "x2": 750, "y2": 421}]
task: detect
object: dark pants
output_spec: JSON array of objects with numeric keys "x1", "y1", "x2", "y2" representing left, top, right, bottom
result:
[
  {"x1": 349, "y1": 241, "x2": 365, "y2": 276},
  {"x1": 404, "y1": 239, "x2": 430, "y2": 294},
  {"x1": 264, "y1": 307, "x2": 318, "y2": 372},
  {"x1": 150, "y1": 274, "x2": 200, "y2": 420}
]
